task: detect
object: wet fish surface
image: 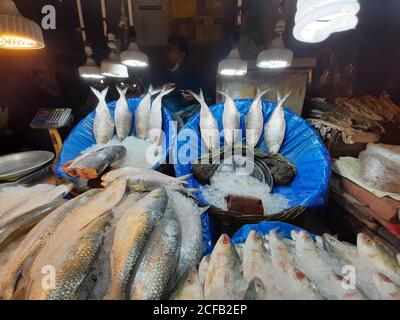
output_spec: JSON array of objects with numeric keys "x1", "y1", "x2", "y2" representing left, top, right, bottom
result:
[
  {"x1": 92, "y1": 87, "x2": 114, "y2": 145},
  {"x1": 115, "y1": 86, "x2": 131, "y2": 142}
]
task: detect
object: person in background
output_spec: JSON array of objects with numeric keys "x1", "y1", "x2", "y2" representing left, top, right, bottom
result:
[{"x1": 151, "y1": 35, "x2": 202, "y2": 123}]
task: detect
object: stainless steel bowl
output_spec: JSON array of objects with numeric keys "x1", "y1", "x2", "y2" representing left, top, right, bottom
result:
[{"x1": 0, "y1": 151, "x2": 55, "y2": 181}]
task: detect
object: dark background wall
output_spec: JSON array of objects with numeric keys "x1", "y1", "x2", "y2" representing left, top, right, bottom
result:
[{"x1": 0, "y1": 0, "x2": 399, "y2": 154}]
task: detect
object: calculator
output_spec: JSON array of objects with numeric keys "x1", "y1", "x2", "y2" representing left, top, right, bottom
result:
[{"x1": 31, "y1": 108, "x2": 73, "y2": 129}]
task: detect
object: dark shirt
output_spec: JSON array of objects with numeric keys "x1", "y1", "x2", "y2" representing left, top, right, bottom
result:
[{"x1": 151, "y1": 65, "x2": 201, "y2": 112}]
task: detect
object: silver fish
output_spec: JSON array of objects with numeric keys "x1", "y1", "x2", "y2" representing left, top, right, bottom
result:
[
  {"x1": 101, "y1": 167, "x2": 191, "y2": 187},
  {"x1": 264, "y1": 91, "x2": 291, "y2": 155},
  {"x1": 204, "y1": 234, "x2": 246, "y2": 300},
  {"x1": 115, "y1": 86, "x2": 131, "y2": 142},
  {"x1": 62, "y1": 146, "x2": 127, "y2": 180},
  {"x1": 245, "y1": 89, "x2": 270, "y2": 149},
  {"x1": 106, "y1": 188, "x2": 168, "y2": 300},
  {"x1": 26, "y1": 214, "x2": 111, "y2": 300},
  {"x1": 191, "y1": 90, "x2": 220, "y2": 153},
  {"x1": 294, "y1": 231, "x2": 365, "y2": 300},
  {"x1": 135, "y1": 85, "x2": 161, "y2": 140},
  {"x1": 0, "y1": 189, "x2": 99, "y2": 300},
  {"x1": 148, "y1": 86, "x2": 175, "y2": 146},
  {"x1": 130, "y1": 209, "x2": 182, "y2": 300},
  {"x1": 92, "y1": 86, "x2": 114, "y2": 145},
  {"x1": 165, "y1": 187, "x2": 207, "y2": 285},
  {"x1": 219, "y1": 91, "x2": 240, "y2": 148}
]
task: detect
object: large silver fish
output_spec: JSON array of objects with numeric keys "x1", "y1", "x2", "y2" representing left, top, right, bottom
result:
[
  {"x1": 219, "y1": 91, "x2": 240, "y2": 148},
  {"x1": 148, "y1": 86, "x2": 175, "y2": 146},
  {"x1": 204, "y1": 234, "x2": 246, "y2": 300},
  {"x1": 294, "y1": 231, "x2": 365, "y2": 300},
  {"x1": 106, "y1": 188, "x2": 168, "y2": 300},
  {"x1": 26, "y1": 214, "x2": 111, "y2": 300},
  {"x1": 92, "y1": 86, "x2": 114, "y2": 145},
  {"x1": 135, "y1": 85, "x2": 161, "y2": 140},
  {"x1": 264, "y1": 91, "x2": 291, "y2": 155},
  {"x1": 190, "y1": 90, "x2": 220, "y2": 153},
  {"x1": 62, "y1": 146, "x2": 127, "y2": 180},
  {"x1": 245, "y1": 89, "x2": 270, "y2": 149},
  {"x1": 14, "y1": 180, "x2": 126, "y2": 299},
  {"x1": 130, "y1": 209, "x2": 182, "y2": 300},
  {"x1": 243, "y1": 277, "x2": 267, "y2": 300},
  {"x1": 373, "y1": 272, "x2": 400, "y2": 300},
  {"x1": 115, "y1": 86, "x2": 131, "y2": 142},
  {"x1": 165, "y1": 187, "x2": 208, "y2": 286},
  {"x1": 101, "y1": 167, "x2": 191, "y2": 187},
  {"x1": 0, "y1": 189, "x2": 99, "y2": 300}
]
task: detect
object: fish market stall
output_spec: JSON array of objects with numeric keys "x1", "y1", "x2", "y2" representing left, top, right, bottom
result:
[{"x1": 1, "y1": 0, "x2": 400, "y2": 303}]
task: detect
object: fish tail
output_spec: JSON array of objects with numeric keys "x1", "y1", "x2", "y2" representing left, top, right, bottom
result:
[
  {"x1": 149, "y1": 84, "x2": 162, "y2": 96},
  {"x1": 116, "y1": 86, "x2": 128, "y2": 97},
  {"x1": 256, "y1": 88, "x2": 271, "y2": 100},
  {"x1": 277, "y1": 91, "x2": 291, "y2": 108},
  {"x1": 91, "y1": 86, "x2": 109, "y2": 102},
  {"x1": 189, "y1": 90, "x2": 203, "y2": 104}
]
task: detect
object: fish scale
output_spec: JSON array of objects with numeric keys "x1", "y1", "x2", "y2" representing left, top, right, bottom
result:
[
  {"x1": 106, "y1": 188, "x2": 168, "y2": 300},
  {"x1": 92, "y1": 86, "x2": 114, "y2": 145},
  {"x1": 130, "y1": 209, "x2": 181, "y2": 300},
  {"x1": 115, "y1": 86, "x2": 131, "y2": 142},
  {"x1": 135, "y1": 85, "x2": 161, "y2": 140},
  {"x1": 28, "y1": 215, "x2": 111, "y2": 300},
  {"x1": 219, "y1": 91, "x2": 240, "y2": 148},
  {"x1": 0, "y1": 189, "x2": 99, "y2": 300}
]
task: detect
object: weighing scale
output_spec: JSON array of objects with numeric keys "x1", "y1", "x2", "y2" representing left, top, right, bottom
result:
[{"x1": 31, "y1": 108, "x2": 73, "y2": 157}]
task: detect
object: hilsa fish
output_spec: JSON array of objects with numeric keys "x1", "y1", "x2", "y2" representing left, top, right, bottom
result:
[
  {"x1": 0, "y1": 189, "x2": 99, "y2": 300},
  {"x1": 91, "y1": 87, "x2": 114, "y2": 145},
  {"x1": 245, "y1": 89, "x2": 270, "y2": 149},
  {"x1": 190, "y1": 90, "x2": 220, "y2": 153},
  {"x1": 243, "y1": 277, "x2": 267, "y2": 300},
  {"x1": 115, "y1": 86, "x2": 132, "y2": 142},
  {"x1": 106, "y1": 188, "x2": 168, "y2": 300},
  {"x1": 135, "y1": 85, "x2": 161, "y2": 140},
  {"x1": 264, "y1": 91, "x2": 291, "y2": 155},
  {"x1": 219, "y1": 91, "x2": 240, "y2": 148},
  {"x1": 130, "y1": 209, "x2": 182, "y2": 300},
  {"x1": 170, "y1": 268, "x2": 204, "y2": 300},
  {"x1": 148, "y1": 86, "x2": 175, "y2": 146},
  {"x1": 204, "y1": 234, "x2": 246, "y2": 300},
  {"x1": 62, "y1": 146, "x2": 127, "y2": 180},
  {"x1": 26, "y1": 214, "x2": 112, "y2": 300}
]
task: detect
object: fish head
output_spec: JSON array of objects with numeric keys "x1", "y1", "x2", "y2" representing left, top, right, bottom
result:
[
  {"x1": 357, "y1": 233, "x2": 379, "y2": 258},
  {"x1": 322, "y1": 234, "x2": 342, "y2": 253},
  {"x1": 290, "y1": 230, "x2": 299, "y2": 241},
  {"x1": 245, "y1": 230, "x2": 264, "y2": 252},
  {"x1": 213, "y1": 234, "x2": 239, "y2": 264},
  {"x1": 244, "y1": 277, "x2": 267, "y2": 300},
  {"x1": 296, "y1": 231, "x2": 315, "y2": 252},
  {"x1": 288, "y1": 266, "x2": 307, "y2": 283}
]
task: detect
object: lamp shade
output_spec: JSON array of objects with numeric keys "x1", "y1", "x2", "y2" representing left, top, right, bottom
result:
[
  {"x1": 101, "y1": 53, "x2": 129, "y2": 78},
  {"x1": 218, "y1": 48, "x2": 247, "y2": 76},
  {"x1": 121, "y1": 42, "x2": 149, "y2": 67},
  {"x1": 79, "y1": 57, "x2": 104, "y2": 80},
  {"x1": 257, "y1": 36, "x2": 293, "y2": 69},
  {"x1": 294, "y1": 0, "x2": 360, "y2": 43},
  {"x1": 0, "y1": 0, "x2": 44, "y2": 49}
]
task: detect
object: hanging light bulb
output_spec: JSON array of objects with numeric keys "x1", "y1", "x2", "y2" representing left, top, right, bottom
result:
[
  {"x1": 0, "y1": 0, "x2": 45, "y2": 49},
  {"x1": 121, "y1": 41, "x2": 149, "y2": 67},
  {"x1": 293, "y1": 0, "x2": 360, "y2": 43},
  {"x1": 218, "y1": 48, "x2": 247, "y2": 76},
  {"x1": 257, "y1": 20, "x2": 293, "y2": 69},
  {"x1": 79, "y1": 46, "x2": 104, "y2": 80},
  {"x1": 101, "y1": 33, "x2": 129, "y2": 78}
]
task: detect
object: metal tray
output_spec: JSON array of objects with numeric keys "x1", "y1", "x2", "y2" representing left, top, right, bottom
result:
[{"x1": 0, "y1": 151, "x2": 55, "y2": 181}]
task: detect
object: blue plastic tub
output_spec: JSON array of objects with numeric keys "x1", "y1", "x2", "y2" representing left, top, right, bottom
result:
[{"x1": 55, "y1": 98, "x2": 177, "y2": 181}]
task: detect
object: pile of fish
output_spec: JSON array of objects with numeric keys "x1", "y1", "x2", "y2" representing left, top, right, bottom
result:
[
  {"x1": 0, "y1": 168, "x2": 206, "y2": 300},
  {"x1": 171, "y1": 231, "x2": 400, "y2": 300},
  {"x1": 191, "y1": 89, "x2": 290, "y2": 155},
  {"x1": 92, "y1": 85, "x2": 172, "y2": 145}
]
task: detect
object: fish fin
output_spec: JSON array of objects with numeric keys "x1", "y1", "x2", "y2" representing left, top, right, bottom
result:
[
  {"x1": 149, "y1": 84, "x2": 162, "y2": 96},
  {"x1": 161, "y1": 87, "x2": 175, "y2": 97},
  {"x1": 199, "y1": 89, "x2": 205, "y2": 101},
  {"x1": 116, "y1": 86, "x2": 128, "y2": 97},
  {"x1": 90, "y1": 86, "x2": 101, "y2": 100},
  {"x1": 101, "y1": 87, "x2": 109, "y2": 100},
  {"x1": 256, "y1": 88, "x2": 271, "y2": 100},
  {"x1": 277, "y1": 91, "x2": 291, "y2": 108},
  {"x1": 177, "y1": 173, "x2": 192, "y2": 181},
  {"x1": 189, "y1": 90, "x2": 204, "y2": 105},
  {"x1": 79, "y1": 209, "x2": 113, "y2": 232}
]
